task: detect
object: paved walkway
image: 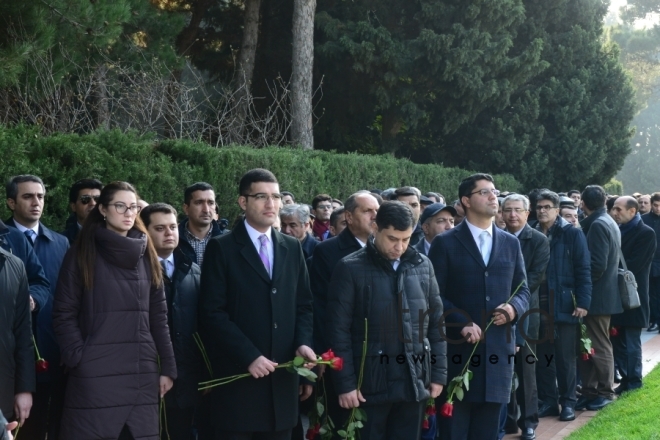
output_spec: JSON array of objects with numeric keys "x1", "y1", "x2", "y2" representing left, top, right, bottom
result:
[{"x1": 504, "y1": 329, "x2": 660, "y2": 440}]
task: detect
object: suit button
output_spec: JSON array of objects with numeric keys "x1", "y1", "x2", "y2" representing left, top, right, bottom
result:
[
  {"x1": 484, "y1": 271, "x2": 489, "y2": 277},
  {"x1": 176, "y1": 332, "x2": 181, "y2": 336},
  {"x1": 274, "y1": 322, "x2": 278, "y2": 329},
  {"x1": 272, "y1": 288, "x2": 277, "y2": 294},
  {"x1": 378, "y1": 350, "x2": 383, "y2": 354},
  {"x1": 486, "y1": 296, "x2": 491, "y2": 301}
]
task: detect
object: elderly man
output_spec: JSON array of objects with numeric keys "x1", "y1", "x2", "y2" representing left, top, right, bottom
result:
[
  {"x1": 280, "y1": 204, "x2": 317, "y2": 260},
  {"x1": 610, "y1": 196, "x2": 656, "y2": 393},
  {"x1": 413, "y1": 203, "x2": 457, "y2": 256}
]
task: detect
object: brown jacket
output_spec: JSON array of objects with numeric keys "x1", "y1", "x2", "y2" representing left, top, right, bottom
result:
[{"x1": 53, "y1": 227, "x2": 176, "y2": 440}]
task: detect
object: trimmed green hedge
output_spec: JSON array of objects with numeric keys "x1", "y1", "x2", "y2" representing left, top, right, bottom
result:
[{"x1": 0, "y1": 125, "x2": 522, "y2": 230}]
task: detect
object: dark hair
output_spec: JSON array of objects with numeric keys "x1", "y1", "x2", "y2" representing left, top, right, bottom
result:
[
  {"x1": 370, "y1": 189, "x2": 383, "y2": 195},
  {"x1": 68, "y1": 178, "x2": 103, "y2": 203},
  {"x1": 184, "y1": 182, "x2": 214, "y2": 205},
  {"x1": 624, "y1": 197, "x2": 639, "y2": 213},
  {"x1": 458, "y1": 173, "x2": 495, "y2": 209},
  {"x1": 332, "y1": 198, "x2": 343, "y2": 207},
  {"x1": 140, "y1": 203, "x2": 178, "y2": 228},
  {"x1": 76, "y1": 181, "x2": 162, "y2": 290},
  {"x1": 312, "y1": 194, "x2": 333, "y2": 209},
  {"x1": 239, "y1": 169, "x2": 278, "y2": 196},
  {"x1": 392, "y1": 186, "x2": 420, "y2": 202},
  {"x1": 567, "y1": 190, "x2": 581, "y2": 198},
  {"x1": 581, "y1": 185, "x2": 607, "y2": 211},
  {"x1": 606, "y1": 196, "x2": 618, "y2": 212},
  {"x1": 6, "y1": 175, "x2": 45, "y2": 200},
  {"x1": 375, "y1": 201, "x2": 414, "y2": 231},
  {"x1": 651, "y1": 192, "x2": 660, "y2": 204},
  {"x1": 372, "y1": 193, "x2": 384, "y2": 205},
  {"x1": 282, "y1": 191, "x2": 295, "y2": 201},
  {"x1": 344, "y1": 191, "x2": 377, "y2": 213},
  {"x1": 330, "y1": 207, "x2": 346, "y2": 228},
  {"x1": 536, "y1": 190, "x2": 560, "y2": 208}
]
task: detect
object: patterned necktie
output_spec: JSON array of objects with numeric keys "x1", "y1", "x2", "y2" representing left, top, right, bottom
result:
[
  {"x1": 479, "y1": 230, "x2": 490, "y2": 265},
  {"x1": 160, "y1": 260, "x2": 170, "y2": 280},
  {"x1": 24, "y1": 229, "x2": 35, "y2": 246},
  {"x1": 258, "y1": 234, "x2": 271, "y2": 278}
]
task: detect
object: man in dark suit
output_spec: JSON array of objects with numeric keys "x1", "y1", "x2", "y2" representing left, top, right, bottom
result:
[
  {"x1": 413, "y1": 203, "x2": 456, "y2": 256},
  {"x1": 279, "y1": 204, "x2": 317, "y2": 260},
  {"x1": 61, "y1": 178, "x2": 103, "y2": 245},
  {"x1": 198, "y1": 169, "x2": 315, "y2": 440},
  {"x1": 5, "y1": 174, "x2": 69, "y2": 440},
  {"x1": 428, "y1": 173, "x2": 530, "y2": 440},
  {"x1": 641, "y1": 192, "x2": 660, "y2": 331},
  {"x1": 610, "y1": 196, "x2": 656, "y2": 393},
  {"x1": 502, "y1": 194, "x2": 550, "y2": 440}
]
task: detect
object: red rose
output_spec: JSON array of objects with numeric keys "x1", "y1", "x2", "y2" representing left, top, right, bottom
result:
[
  {"x1": 610, "y1": 327, "x2": 619, "y2": 337},
  {"x1": 590, "y1": 348, "x2": 595, "y2": 355},
  {"x1": 440, "y1": 402, "x2": 454, "y2": 418},
  {"x1": 330, "y1": 357, "x2": 344, "y2": 371},
  {"x1": 426, "y1": 405, "x2": 436, "y2": 416},
  {"x1": 422, "y1": 419, "x2": 430, "y2": 430},
  {"x1": 35, "y1": 359, "x2": 49, "y2": 373},
  {"x1": 321, "y1": 349, "x2": 335, "y2": 361},
  {"x1": 582, "y1": 353, "x2": 590, "y2": 361}
]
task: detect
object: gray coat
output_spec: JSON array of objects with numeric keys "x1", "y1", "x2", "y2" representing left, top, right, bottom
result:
[{"x1": 580, "y1": 208, "x2": 623, "y2": 315}]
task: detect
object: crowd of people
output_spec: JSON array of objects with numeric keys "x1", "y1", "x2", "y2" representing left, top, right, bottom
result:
[{"x1": 0, "y1": 169, "x2": 657, "y2": 440}]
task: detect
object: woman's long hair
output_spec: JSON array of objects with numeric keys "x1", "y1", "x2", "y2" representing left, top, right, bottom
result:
[{"x1": 76, "y1": 181, "x2": 163, "y2": 290}]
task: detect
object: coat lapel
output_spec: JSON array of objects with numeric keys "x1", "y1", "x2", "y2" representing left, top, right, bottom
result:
[
  {"x1": 488, "y1": 226, "x2": 501, "y2": 268},
  {"x1": 235, "y1": 221, "x2": 272, "y2": 284},
  {"x1": 271, "y1": 230, "x2": 289, "y2": 284},
  {"x1": 456, "y1": 221, "x2": 486, "y2": 268}
]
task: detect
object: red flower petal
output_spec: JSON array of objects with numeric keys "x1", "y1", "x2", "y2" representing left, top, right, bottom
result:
[
  {"x1": 440, "y1": 402, "x2": 454, "y2": 418},
  {"x1": 35, "y1": 359, "x2": 49, "y2": 373},
  {"x1": 321, "y1": 349, "x2": 335, "y2": 361},
  {"x1": 330, "y1": 357, "x2": 344, "y2": 371},
  {"x1": 422, "y1": 419, "x2": 430, "y2": 429}
]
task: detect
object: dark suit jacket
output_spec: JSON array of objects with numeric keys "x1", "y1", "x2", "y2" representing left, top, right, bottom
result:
[
  {"x1": 300, "y1": 233, "x2": 318, "y2": 260},
  {"x1": 308, "y1": 227, "x2": 363, "y2": 352},
  {"x1": 428, "y1": 221, "x2": 529, "y2": 404},
  {"x1": 508, "y1": 224, "x2": 550, "y2": 343},
  {"x1": 198, "y1": 220, "x2": 313, "y2": 432},
  {"x1": 612, "y1": 218, "x2": 656, "y2": 328},
  {"x1": 413, "y1": 237, "x2": 428, "y2": 256}
]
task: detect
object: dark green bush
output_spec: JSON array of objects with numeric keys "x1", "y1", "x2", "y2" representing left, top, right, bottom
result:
[{"x1": 0, "y1": 125, "x2": 521, "y2": 230}]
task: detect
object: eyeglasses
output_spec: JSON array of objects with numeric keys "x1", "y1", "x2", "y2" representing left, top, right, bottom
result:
[
  {"x1": 536, "y1": 204, "x2": 557, "y2": 212},
  {"x1": 79, "y1": 195, "x2": 100, "y2": 205},
  {"x1": 502, "y1": 208, "x2": 528, "y2": 214},
  {"x1": 110, "y1": 203, "x2": 141, "y2": 214},
  {"x1": 244, "y1": 193, "x2": 283, "y2": 202},
  {"x1": 469, "y1": 188, "x2": 500, "y2": 197},
  {"x1": 316, "y1": 204, "x2": 333, "y2": 210}
]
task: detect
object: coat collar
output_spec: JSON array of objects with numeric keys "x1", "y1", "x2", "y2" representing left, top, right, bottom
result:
[
  {"x1": 455, "y1": 220, "x2": 501, "y2": 268},
  {"x1": 232, "y1": 220, "x2": 289, "y2": 284},
  {"x1": 337, "y1": 226, "x2": 364, "y2": 251},
  {"x1": 580, "y1": 207, "x2": 607, "y2": 233},
  {"x1": 95, "y1": 226, "x2": 147, "y2": 270},
  {"x1": 5, "y1": 218, "x2": 57, "y2": 242}
]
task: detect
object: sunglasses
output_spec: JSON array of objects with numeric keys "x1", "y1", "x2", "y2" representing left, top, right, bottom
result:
[{"x1": 79, "y1": 195, "x2": 100, "y2": 205}]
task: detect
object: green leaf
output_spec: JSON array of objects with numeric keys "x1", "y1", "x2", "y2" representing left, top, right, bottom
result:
[
  {"x1": 337, "y1": 430, "x2": 348, "y2": 438},
  {"x1": 467, "y1": 370, "x2": 473, "y2": 381},
  {"x1": 355, "y1": 421, "x2": 363, "y2": 428},
  {"x1": 293, "y1": 356, "x2": 305, "y2": 367},
  {"x1": 317, "y1": 401, "x2": 324, "y2": 416},
  {"x1": 463, "y1": 373, "x2": 470, "y2": 391},
  {"x1": 296, "y1": 368, "x2": 318, "y2": 381},
  {"x1": 456, "y1": 387, "x2": 464, "y2": 401}
]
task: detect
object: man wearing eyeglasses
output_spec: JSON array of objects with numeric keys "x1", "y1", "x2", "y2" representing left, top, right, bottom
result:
[
  {"x1": 311, "y1": 194, "x2": 334, "y2": 241},
  {"x1": 533, "y1": 190, "x2": 591, "y2": 422},
  {"x1": 413, "y1": 203, "x2": 457, "y2": 256},
  {"x1": 61, "y1": 179, "x2": 103, "y2": 245},
  {"x1": 5, "y1": 175, "x2": 69, "y2": 440},
  {"x1": 428, "y1": 173, "x2": 529, "y2": 440}
]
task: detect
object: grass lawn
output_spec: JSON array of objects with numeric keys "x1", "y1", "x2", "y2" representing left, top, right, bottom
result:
[{"x1": 567, "y1": 364, "x2": 660, "y2": 439}]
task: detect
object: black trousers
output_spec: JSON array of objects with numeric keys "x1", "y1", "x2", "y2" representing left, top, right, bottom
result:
[
  {"x1": 160, "y1": 405, "x2": 195, "y2": 440},
  {"x1": 505, "y1": 344, "x2": 538, "y2": 431},
  {"x1": 450, "y1": 401, "x2": 501, "y2": 440},
  {"x1": 360, "y1": 401, "x2": 425, "y2": 440},
  {"x1": 118, "y1": 425, "x2": 135, "y2": 440},
  {"x1": 20, "y1": 378, "x2": 66, "y2": 440},
  {"x1": 650, "y1": 276, "x2": 660, "y2": 325},
  {"x1": 214, "y1": 430, "x2": 292, "y2": 440},
  {"x1": 611, "y1": 326, "x2": 643, "y2": 392},
  {"x1": 536, "y1": 323, "x2": 578, "y2": 408}
]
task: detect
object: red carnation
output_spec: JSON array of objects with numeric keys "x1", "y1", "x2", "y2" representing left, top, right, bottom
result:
[
  {"x1": 321, "y1": 349, "x2": 335, "y2": 361},
  {"x1": 582, "y1": 353, "x2": 590, "y2": 361},
  {"x1": 330, "y1": 356, "x2": 344, "y2": 371},
  {"x1": 422, "y1": 419, "x2": 430, "y2": 430},
  {"x1": 35, "y1": 358, "x2": 49, "y2": 373},
  {"x1": 610, "y1": 327, "x2": 619, "y2": 337},
  {"x1": 440, "y1": 402, "x2": 453, "y2": 418},
  {"x1": 590, "y1": 348, "x2": 595, "y2": 355}
]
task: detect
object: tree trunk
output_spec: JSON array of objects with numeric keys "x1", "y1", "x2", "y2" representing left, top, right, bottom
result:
[
  {"x1": 92, "y1": 64, "x2": 110, "y2": 130},
  {"x1": 291, "y1": 0, "x2": 316, "y2": 150},
  {"x1": 381, "y1": 109, "x2": 403, "y2": 154},
  {"x1": 234, "y1": 0, "x2": 262, "y2": 141}
]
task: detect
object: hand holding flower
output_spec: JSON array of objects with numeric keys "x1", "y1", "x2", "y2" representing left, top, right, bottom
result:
[
  {"x1": 338, "y1": 390, "x2": 366, "y2": 409},
  {"x1": 296, "y1": 345, "x2": 318, "y2": 369},
  {"x1": 460, "y1": 323, "x2": 482, "y2": 344},
  {"x1": 493, "y1": 303, "x2": 516, "y2": 326},
  {"x1": 430, "y1": 383, "x2": 444, "y2": 399},
  {"x1": 248, "y1": 356, "x2": 278, "y2": 378}
]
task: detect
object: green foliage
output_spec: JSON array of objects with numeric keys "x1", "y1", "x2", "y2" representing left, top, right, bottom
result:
[
  {"x1": 603, "y1": 178, "x2": 623, "y2": 195},
  {"x1": 0, "y1": 125, "x2": 521, "y2": 230}
]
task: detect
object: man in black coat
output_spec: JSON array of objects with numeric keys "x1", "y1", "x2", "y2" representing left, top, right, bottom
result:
[
  {"x1": 328, "y1": 201, "x2": 446, "y2": 439},
  {"x1": 641, "y1": 192, "x2": 660, "y2": 331},
  {"x1": 61, "y1": 178, "x2": 103, "y2": 245},
  {"x1": 502, "y1": 194, "x2": 550, "y2": 440},
  {"x1": 413, "y1": 203, "x2": 457, "y2": 256},
  {"x1": 610, "y1": 197, "x2": 656, "y2": 393},
  {"x1": 279, "y1": 204, "x2": 317, "y2": 260},
  {"x1": 141, "y1": 203, "x2": 202, "y2": 440},
  {"x1": 198, "y1": 169, "x2": 315, "y2": 440}
]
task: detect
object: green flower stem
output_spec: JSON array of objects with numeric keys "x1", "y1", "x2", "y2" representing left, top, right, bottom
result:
[
  {"x1": 192, "y1": 332, "x2": 214, "y2": 377},
  {"x1": 32, "y1": 334, "x2": 42, "y2": 360}
]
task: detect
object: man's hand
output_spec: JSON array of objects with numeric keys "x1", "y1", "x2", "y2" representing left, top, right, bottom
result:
[
  {"x1": 430, "y1": 383, "x2": 444, "y2": 399},
  {"x1": 14, "y1": 392, "x2": 32, "y2": 426},
  {"x1": 460, "y1": 323, "x2": 483, "y2": 344},
  {"x1": 159, "y1": 376, "x2": 174, "y2": 398},
  {"x1": 29, "y1": 296, "x2": 35, "y2": 312},
  {"x1": 493, "y1": 304, "x2": 516, "y2": 326},
  {"x1": 248, "y1": 356, "x2": 278, "y2": 378},
  {"x1": 573, "y1": 307, "x2": 588, "y2": 318},
  {"x1": 299, "y1": 384, "x2": 313, "y2": 401},
  {"x1": 296, "y1": 345, "x2": 317, "y2": 369},
  {"x1": 5, "y1": 421, "x2": 18, "y2": 440},
  {"x1": 338, "y1": 390, "x2": 366, "y2": 409}
]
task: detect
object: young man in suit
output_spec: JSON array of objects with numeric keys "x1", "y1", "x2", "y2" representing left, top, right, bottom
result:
[
  {"x1": 428, "y1": 173, "x2": 529, "y2": 440},
  {"x1": 198, "y1": 169, "x2": 315, "y2": 440}
]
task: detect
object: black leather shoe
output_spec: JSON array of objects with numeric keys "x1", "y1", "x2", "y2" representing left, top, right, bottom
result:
[
  {"x1": 615, "y1": 384, "x2": 628, "y2": 395},
  {"x1": 648, "y1": 323, "x2": 659, "y2": 332},
  {"x1": 521, "y1": 428, "x2": 536, "y2": 440},
  {"x1": 538, "y1": 402, "x2": 560, "y2": 417},
  {"x1": 586, "y1": 397, "x2": 613, "y2": 411},
  {"x1": 575, "y1": 395, "x2": 593, "y2": 411},
  {"x1": 560, "y1": 406, "x2": 576, "y2": 421}
]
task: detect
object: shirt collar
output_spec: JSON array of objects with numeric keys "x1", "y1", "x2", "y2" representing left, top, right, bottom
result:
[
  {"x1": 355, "y1": 237, "x2": 366, "y2": 248},
  {"x1": 464, "y1": 218, "x2": 493, "y2": 243},
  {"x1": 424, "y1": 239, "x2": 432, "y2": 255},
  {"x1": 244, "y1": 219, "x2": 272, "y2": 244},
  {"x1": 13, "y1": 220, "x2": 39, "y2": 237},
  {"x1": 185, "y1": 223, "x2": 213, "y2": 242},
  {"x1": 158, "y1": 253, "x2": 175, "y2": 266}
]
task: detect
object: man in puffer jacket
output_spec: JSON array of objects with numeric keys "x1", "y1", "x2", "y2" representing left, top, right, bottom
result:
[{"x1": 327, "y1": 201, "x2": 447, "y2": 439}]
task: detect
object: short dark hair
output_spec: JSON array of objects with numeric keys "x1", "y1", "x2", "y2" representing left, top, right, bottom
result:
[
  {"x1": 537, "y1": 190, "x2": 560, "y2": 208},
  {"x1": 375, "y1": 201, "x2": 414, "y2": 231},
  {"x1": 140, "y1": 203, "x2": 178, "y2": 227},
  {"x1": 184, "y1": 182, "x2": 214, "y2": 205},
  {"x1": 624, "y1": 197, "x2": 639, "y2": 213},
  {"x1": 6, "y1": 175, "x2": 45, "y2": 201},
  {"x1": 332, "y1": 198, "x2": 343, "y2": 207},
  {"x1": 68, "y1": 178, "x2": 103, "y2": 203},
  {"x1": 458, "y1": 174, "x2": 495, "y2": 209},
  {"x1": 392, "y1": 186, "x2": 420, "y2": 202},
  {"x1": 282, "y1": 191, "x2": 295, "y2": 201},
  {"x1": 651, "y1": 192, "x2": 660, "y2": 204},
  {"x1": 312, "y1": 194, "x2": 332, "y2": 209},
  {"x1": 567, "y1": 190, "x2": 581, "y2": 198},
  {"x1": 606, "y1": 196, "x2": 618, "y2": 212},
  {"x1": 370, "y1": 189, "x2": 383, "y2": 195},
  {"x1": 581, "y1": 185, "x2": 607, "y2": 211},
  {"x1": 239, "y1": 169, "x2": 278, "y2": 196},
  {"x1": 330, "y1": 207, "x2": 346, "y2": 228}
]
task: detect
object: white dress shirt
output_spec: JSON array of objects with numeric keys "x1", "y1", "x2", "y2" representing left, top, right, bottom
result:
[
  {"x1": 13, "y1": 221, "x2": 39, "y2": 243},
  {"x1": 158, "y1": 254, "x2": 175, "y2": 279},
  {"x1": 424, "y1": 239, "x2": 432, "y2": 256},
  {"x1": 464, "y1": 219, "x2": 493, "y2": 264},
  {"x1": 244, "y1": 220, "x2": 274, "y2": 275},
  {"x1": 392, "y1": 259, "x2": 401, "y2": 271},
  {"x1": 355, "y1": 237, "x2": 366, "y2": 248}
]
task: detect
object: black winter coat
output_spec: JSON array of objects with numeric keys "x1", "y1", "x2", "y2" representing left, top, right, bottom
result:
[
  {"x1": 163, "y1": 248, "x2": 202, "y2": 409},
  {"x1": 611, "y1": 218, "x2": 656, "y2": 328},
  {"x1": 0, "y1": 248, "x2": 33, "y2": 419},
  {"x1": 581, "y1": 208, "x2": 623, "y2": 315},
  {"x1": 327, "y1": 240, "x2": 447, "y2": 405},
  {"x1": 641, "y1": 211, "x2": 660, "y2": 277}
]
